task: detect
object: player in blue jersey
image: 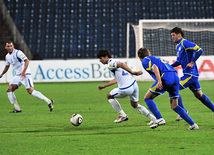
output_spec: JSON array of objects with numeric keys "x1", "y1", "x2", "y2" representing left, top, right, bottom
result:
[
  {"x1": 97, "y1": 49, "x2": 156, "y2": 124},
  {"x1": 0, "y1": 41, "x2": 54, "y2": 113},
  {"x1": 138, "y1": 47, "x2": 199, "y2": 130},
  {"x1": 171, "y1": 27, "x2": 214, "y2": 121}
]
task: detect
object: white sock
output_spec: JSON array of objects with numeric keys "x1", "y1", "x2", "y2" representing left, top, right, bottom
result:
[
  {"x1": 7, "y1": 92, "x2": 21, "y2": 110},
  {"x1": 135, "y1": 104, "x2": 156, "y2": 121},
  {"x1": 108, "y1": 99, "x2": 126, "y2": 117},
  {"x1": 31, "y1": 90, "x2": 50, "y2": 104},
  {"x1": 7, "y1": 92, "x2": 16, "y2": 104},
  {"x1": 148, "y1": 114, "x2": 156, "y2": 121}
]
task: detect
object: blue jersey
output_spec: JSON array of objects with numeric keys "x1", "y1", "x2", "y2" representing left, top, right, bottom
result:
[
  {"x1": 174, "y1": 38, "x2": 203, "y2": 76},
  {"x1": 142, "y1": 56, "x2": 177, "y2": 81}
]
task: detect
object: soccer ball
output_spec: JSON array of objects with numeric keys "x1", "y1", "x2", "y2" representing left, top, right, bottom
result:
[{"x1": 70, "y1": 114, "x2": 83, "y2": 126}]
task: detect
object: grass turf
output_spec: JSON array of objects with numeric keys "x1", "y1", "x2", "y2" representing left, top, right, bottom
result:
[{"x1": 0, "y1": 81, "x2": 214, "y2": 155}]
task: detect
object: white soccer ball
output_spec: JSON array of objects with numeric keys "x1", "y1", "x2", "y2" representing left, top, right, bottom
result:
[{"x1": 70, "y1": 114, "x2": 83, "y2": 126}]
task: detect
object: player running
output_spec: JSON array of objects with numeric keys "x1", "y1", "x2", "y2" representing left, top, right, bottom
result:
[
  {"x1": 97, "y1": 49, "x2": 156, "y2": 125},
  {"x1": 138, "y1": 47, "x2": 198, "y2": 130},
  {"x1": 170, "y1": 27, "x2": 214, "y2": 121},
  {"x1": 0, "y1": 41, "x2": 54, "y2": 113}
]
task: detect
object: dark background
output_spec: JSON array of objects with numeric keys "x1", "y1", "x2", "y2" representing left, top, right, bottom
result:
[{"x1": 2, "y1": 0, "x2": 214, "y2": 59}]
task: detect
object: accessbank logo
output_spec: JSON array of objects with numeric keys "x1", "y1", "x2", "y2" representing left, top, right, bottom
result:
[{"x1": 32, "y1": 60, "x2": 114, "y2": 82}]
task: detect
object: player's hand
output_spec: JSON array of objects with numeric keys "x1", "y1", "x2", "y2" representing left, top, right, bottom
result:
[
  {"x1": 157, "y1": 81, "x2": 163, "y2": 90},
  {"x1": 0, "y1": 74, "x2": 2, "y2": 78},
  {"x1": 186, "y1": 61, "x2": 194, "y2": 69},
  {"x1": 98, "y1": 85, "x2": 105, "y2": 90},
  {"x1": 133, "y1": 71, "x2": 143, "y2": 76},
  {"x1": 20, "y1": 72, "x2": 26, "y2": 80}
]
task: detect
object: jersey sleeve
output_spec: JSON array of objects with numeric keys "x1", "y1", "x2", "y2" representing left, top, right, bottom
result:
[
  {"x1": 142, "y1": 57, "x2": 152, "y2": 71},
  {"x1": 5, "y1": 56, "x2": 10, "y2": 66},
  {"x1": 108, "y1": 59, "x2": 118, "y2": 70},
  {"x1": 183, "y1": 40, "x2": 203, "y2": 62},
  {"x1": 17, "y1": 50, "x2": 27, "y2": 61},
  {"x1": 182, "y1": 40, "x2": 201, "y2": 52}
]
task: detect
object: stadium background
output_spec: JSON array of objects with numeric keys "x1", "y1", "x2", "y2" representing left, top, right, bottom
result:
[{"x1": 1, "y1": 0, "x2": 214, "y2": 60}]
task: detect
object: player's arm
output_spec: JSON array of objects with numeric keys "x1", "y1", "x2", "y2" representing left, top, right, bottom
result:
[
  {"x1": 98, "y1": 79, "x2": 117, "y2": 90},
  {"x1": 151, "y1": 64, "x2": 163, "y2": 90},
  {"x1": 0, "y1": 65, "x2": 10, "y2": 78},
  {"x1": 171, "y1": 60, "x2": 180, "y2": 67},
  {"x1": 21, "y1": 58, "x2": 29, "y2": 78},
  {"x1": 117, "y1": 62, "x2": 143, "y2": 76},
  {"x1": 187, "y1": 48, "x2": 203, "y2": 68},
  {"x1": 184, "y1": 41, "x2": 203, "y2": 68}
]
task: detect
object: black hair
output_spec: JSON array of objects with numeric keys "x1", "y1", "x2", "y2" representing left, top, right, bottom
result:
[
  {"x1": 170, "y1": 27, "x2": 184, "y2": 37},
  {"x1": 5, "y1": 41, "x2": 13, "y2": 45},
  {"x1": 138, "y1": 48, "x2": 151, "y2": 59},
  {"x1": 97, "y1": 49, "x2": 112, "y2": 58}
]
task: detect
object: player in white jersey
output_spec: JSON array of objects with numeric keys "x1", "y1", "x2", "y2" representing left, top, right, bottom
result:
[
  {"x1": 0, "y1": 41, "x2": 54, "y2": 113},
  {"x1": 97, "y1": 49, "x2": 156, "y2": 124}
]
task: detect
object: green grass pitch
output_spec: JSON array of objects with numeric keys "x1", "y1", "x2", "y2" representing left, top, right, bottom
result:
[{"x1": 0, "y1": 81, "x2": 214, "y2": 154}]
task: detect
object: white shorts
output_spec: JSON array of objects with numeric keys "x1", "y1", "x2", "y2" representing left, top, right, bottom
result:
[
  {"x1": 10, "y1": 74, "x2": 34, "y2": 89},
  {"x1": 110, "y1": 81, "x2": 139, "y2": 102}
]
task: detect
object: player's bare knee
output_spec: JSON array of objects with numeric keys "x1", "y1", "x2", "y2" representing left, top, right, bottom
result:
[
  {"x1": 27, "y1": 87, "x2": 34, "y2": 95},
  {"x1": 193, "y1": 90, "x2": 203, "y2": 99},
  {"x1": 131, "y1": 101, "x2": 138, "y2": 108},
  {"x1": 6, "y1": 88, "x2": 12, "y2": 92},
  {"x1": 107, "y1": 93, "x2": 114, "y2": 100},
  {"x1": 6, "y1": 85, "x2": 17, "y2": 92}
]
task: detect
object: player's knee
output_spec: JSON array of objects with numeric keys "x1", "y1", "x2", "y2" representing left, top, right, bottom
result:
[
  {"x1": 144, "y1": 94, "x2": 151, "y2": 100},
  {"x1": 131, "y1": 101, "x2": 138, "y2": 108},
  {"x1": 27, "y1": 87, "x2": 34, "y2": 95},
  {"x1": 107, "y1": 93, "x2": 113, "y2": 100},
  {"x1": 193, "y1": 91, "x2": 203, "y2": 99},
  {"x1": 7, "y1": 84, "x2": 18, "y2": 92},
  {"x1": 6, "y1": 88, "x2": 11, "y2": 92},
  {"x1": 144, "y1": 96, "x2": 148, "y2": 100}
]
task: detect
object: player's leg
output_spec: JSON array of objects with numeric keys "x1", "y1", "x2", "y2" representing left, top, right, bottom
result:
[
  {"x1": 171, "y1": 98, "x2": 199, "y2": 130},
  {"x1": 175, "y1": 75, "x2": 193, "y2": 121},
  {"x1": 131, "y1": 100, "x2": 156, "y2": 125},
  {"x1": 169, "y1": 73, "x2": 198, "y2": 130},
  {"x1": 144, "y1": 81, "x2": 164, "y2": 120},
  {"x1": 129, "y1": 82, "x2": 156, "y2": 125},
  {"x1": 7, "y1": 84, "x2": 22, "y2": 113},
  {"x1": 144, "y1": 90, "x2": 166, "y2": 129},
  {"x1": 22, "y1": 75, "x2": 54, "y2": 112},
  {"x1": 175, "y1": 94, "x2": 189, "y2": 121},
  {"x1": 178, "y1": 75, "x2": 193, "y2": 110},
  {"x1": 107, "y1": 88, "x2": 128, "y2": 123},
  {"x1": 7, "y1": 76, "x2": 22, "y2": 113},
  {"x1": 191, "y1": 80, "x2": 214, "y2": 113}
]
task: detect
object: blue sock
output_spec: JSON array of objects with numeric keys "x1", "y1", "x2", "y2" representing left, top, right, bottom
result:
[
  {"x1": 144, "y1": 98, "x2": 162, "y2": 119},
  {"x1": 173, "y1": 105, "x2": 194, "y2": 126},
  {"x1": 199, "y1": 94, "x2": 214, "y2": 112},
  {"x1": 178, "y1": 94, "x2": 187, "y2": 112}
]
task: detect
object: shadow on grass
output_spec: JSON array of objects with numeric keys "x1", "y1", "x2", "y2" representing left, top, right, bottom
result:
[{"x1": 0, "y1": 123, "x2": 154, "y2": 136}]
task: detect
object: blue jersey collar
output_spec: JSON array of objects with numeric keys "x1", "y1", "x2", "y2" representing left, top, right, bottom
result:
[{"x1": 177, "y1": 37, "x2": 184, "y2": 44}]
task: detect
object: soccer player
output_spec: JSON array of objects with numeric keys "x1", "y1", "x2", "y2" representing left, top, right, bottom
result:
[
  {"x1": 97, "y1": 49, "x2": 156, "y2": 124},
  {"x1": 170, "y1": 27, "x2": 214, "y2": 121},
  {"x1": 138, "y1": 47, "x2": 199, "y2": 130},
  {"x1": 0, "y1": 41, "x2": 54, "y2": 113}
]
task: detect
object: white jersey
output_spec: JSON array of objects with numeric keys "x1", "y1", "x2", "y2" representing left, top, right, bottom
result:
[
  {"x1": 107, "y1": 58, "x2": 136, "y2": 89},
  {"x1": 5, "y1": 49, "x2": 31, "y2": 75}
]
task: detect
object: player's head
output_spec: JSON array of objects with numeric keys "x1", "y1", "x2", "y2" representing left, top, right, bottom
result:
[
  {"x1": 97, "y1": 49, "x2": 112, "y2": 58},
  {"x1": 97, "y1": 49, "x2": 112, "y2": 64},
  {"x1": 170, "y1": 27, "x2": 184, "y2": 43},
  {"x1": 138, "y1": 48, "x2": 151, "y2": 61},
  {"x1": 5, "y1": 41, "x2": 14, "y2": 54}
]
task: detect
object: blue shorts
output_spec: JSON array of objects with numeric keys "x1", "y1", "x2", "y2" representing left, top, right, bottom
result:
[
  {"x1": 179, "y1": 74, "x2": 201, "y2": 91},
  {"x1": 149, "y1": 72, "x2": 180, "y2": 98}
]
